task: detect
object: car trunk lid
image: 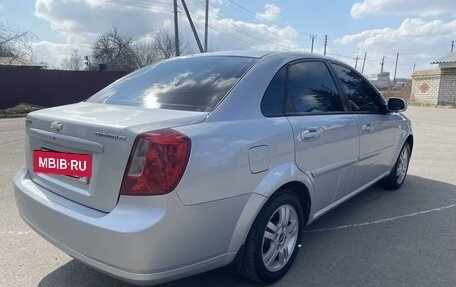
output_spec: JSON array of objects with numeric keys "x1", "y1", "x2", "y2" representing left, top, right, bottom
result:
[{"x1": 25, "y1": 102, "x2": 207, "y2": 212}]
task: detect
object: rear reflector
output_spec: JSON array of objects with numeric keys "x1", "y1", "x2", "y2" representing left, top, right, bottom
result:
[{"x1": 120, "y1": 129, "x2": 191, "y2": 196}]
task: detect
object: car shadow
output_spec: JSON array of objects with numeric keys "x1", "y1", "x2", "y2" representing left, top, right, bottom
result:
[
  {"x1": 37, "y1": 259, "x2": 251, "y2": 287},
  {"x1": 38, "y1": 174, "x2": 456, "y2": 287}
]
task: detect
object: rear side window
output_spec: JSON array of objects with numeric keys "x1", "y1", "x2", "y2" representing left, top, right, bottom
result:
[
  {"x1": 331, "y1": 64, "x2": 382, "y2": 113},
  {"x1": 87, "y1": 56, "x2": 257, "y2": 112},
  {"x1": 288, "y1": 61, "x2": 344, "y2": 113},
  {"x1": 261, "y1": 66, "x2": 286, "y2": 117}
]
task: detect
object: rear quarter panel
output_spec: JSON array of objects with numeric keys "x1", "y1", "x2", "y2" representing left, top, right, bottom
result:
[{"x1": 174, "y1": 117, "x2": 303, "y2": 205}]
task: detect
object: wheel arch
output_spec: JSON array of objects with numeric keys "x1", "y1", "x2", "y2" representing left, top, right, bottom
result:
[
  {"x1": 227, "y1": 178, "x2": 313, "y2": 256},
  {"x1": 277, "y1": 181, "x2": 311, "y2": 226},
  {"x1": 405, "y1": 134, "x2": 414, "y2": 154},
  {"x1": 226, "y1": 180, "x2": 312, "y2": 273}
]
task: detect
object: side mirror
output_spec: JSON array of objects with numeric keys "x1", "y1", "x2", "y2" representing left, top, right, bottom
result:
[{"x1": 387, "y1": 97, "x2": 407, "y2": 112}]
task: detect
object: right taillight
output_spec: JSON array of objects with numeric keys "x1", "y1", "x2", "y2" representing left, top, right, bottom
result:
[{"x1": 120, "y1": 129, "x2": 191, "y2": 196}]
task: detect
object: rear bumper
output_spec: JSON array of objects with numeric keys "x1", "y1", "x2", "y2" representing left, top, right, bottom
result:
[{"x1": 13, "y1": 167, "x2": 254, "y2": 286}]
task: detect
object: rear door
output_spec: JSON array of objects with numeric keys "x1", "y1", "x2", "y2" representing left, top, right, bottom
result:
[
  {"x1": 284, "y1": 60, "x2": 359, "y2": 212},
  {"x1": 330, "y1": 63, "x2": 396, "y2": 190}
]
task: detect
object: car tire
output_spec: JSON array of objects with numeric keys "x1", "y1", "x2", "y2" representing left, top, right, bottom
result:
[
  {"x1": 380, "y1": 142, "x2": 411, "y2": 190},
  {"x1": 240, "y1": 190, "x2": 303, "y2": 284}
]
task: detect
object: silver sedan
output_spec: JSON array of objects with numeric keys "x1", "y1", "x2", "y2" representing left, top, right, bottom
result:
[{"x1": 14, "y1": 51, "x2": 412, "y2": 286}]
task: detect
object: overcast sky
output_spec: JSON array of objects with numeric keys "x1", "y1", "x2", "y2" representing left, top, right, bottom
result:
[{"x1": 1, "y1": 0, "x2": 456, "y2": 78}]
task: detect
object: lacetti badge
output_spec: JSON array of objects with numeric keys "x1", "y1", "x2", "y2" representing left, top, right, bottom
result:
[
  {"x1": 50, "y1": 121, "x2": 63, "y2": 131},
  {"x1": 34, "y1": 150, "x2": 92, "y2": 177},
  {"x1": 95, "y1": 132, "x2": 127, "y2": 141}
]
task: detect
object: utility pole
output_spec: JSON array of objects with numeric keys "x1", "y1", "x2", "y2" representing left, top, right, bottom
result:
[
  {"x1": 204, "y1": 0, "x2": 209, "y2": 52},
  {"x1": 413, "y1": 63, "x2": 416, "y2": 73},
  {"x1": 310, "y1": 35, "x2": 317, "y2": 53},
  {"x1": 361, "y1": 52, "x2": 367, "y2": 74},
  {"x1": 181, "y1": 0, "x2": 204, "y2": 53},
  {"x1": 354, "y1": 55, "x2": 359, "y2": 69},
  {"x1": 393, "y1": 52, "x2": 399, "y2": 84},
  {"x1": 452, "y1": 40, "x2": 455, "y2": 53},
  {"x1": 173, "y1": 0, "x2": 180, "y2": 56},
  {"x1": 380, "y1": 56, "x2": 386, "y2": 73},
  {"x1": 323, "y1": 35, "x2": 328, "y2": 56}
]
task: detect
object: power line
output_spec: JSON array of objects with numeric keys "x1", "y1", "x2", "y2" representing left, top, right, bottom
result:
[
  {"x1": 326, "y1": 42, "x2": 355, "y2": 59},
  {"x1": 225, "y1": 0, "x2": 308, "y2": 34},
  {"x1": 191, "y1": 11, "x2": 301, "y2": 50},
  {"x1": 220, "y1": 0, "x2": 311, "y2": 41},
  {"x1": 189, "y1": 12, "x2": 254, "y2": 48},
  {"x1": 101, "y1": 0, "x2": 177, "y2": 12},
  {"x1": 182, "y1": 0, "x2": 313, "y2": 50}
]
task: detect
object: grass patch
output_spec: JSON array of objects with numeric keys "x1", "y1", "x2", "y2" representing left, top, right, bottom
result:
[{"x1": 0, "y1": 103, "x2": 45, "y2": 118}]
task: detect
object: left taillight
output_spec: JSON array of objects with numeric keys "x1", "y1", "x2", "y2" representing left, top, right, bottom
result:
[{"x1": 120, "y1": 129, "x2": 191, "y2": 196}]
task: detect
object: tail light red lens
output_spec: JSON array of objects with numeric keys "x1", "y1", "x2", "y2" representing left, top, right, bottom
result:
[{"x1": 120, "y1": 129, "x2": 191, "y2": 196}]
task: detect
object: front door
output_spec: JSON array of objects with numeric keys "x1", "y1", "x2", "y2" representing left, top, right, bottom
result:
[
  {"x1": 285, "y1": 60, "x2": 359, "y2": 212},
  {"x1": 330, "y1": 63, "x2": 396, "y2": 190},
  {"x1": 352, "y1": 114, "x2": 396, "y2": 188}
]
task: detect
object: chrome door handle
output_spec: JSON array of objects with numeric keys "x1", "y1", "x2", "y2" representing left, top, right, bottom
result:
[
  {"x1": 362, "y1": 124, "x2": 374, "y2": 132},
  {"x1": 298, "y1": 129, "x2": 322, "y2": 142}
]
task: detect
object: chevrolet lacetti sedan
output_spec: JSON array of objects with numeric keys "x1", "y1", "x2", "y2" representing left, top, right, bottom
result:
[{"x1": 14, "y1": 51, "x2": 413, "y2": 286}]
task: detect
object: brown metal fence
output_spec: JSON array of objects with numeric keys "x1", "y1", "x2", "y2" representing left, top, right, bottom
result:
[{"x1": 0, "y1": 69, "x2": 128, "y2": 109}]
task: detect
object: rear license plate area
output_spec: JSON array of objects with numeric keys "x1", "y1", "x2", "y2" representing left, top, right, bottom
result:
[{"x1": 33, "y1": 149, "x2": 92, "y2": 180}]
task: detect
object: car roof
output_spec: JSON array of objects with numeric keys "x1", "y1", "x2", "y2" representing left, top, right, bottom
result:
[
  {"x1": 200, "y1": 50, "x2": 274, "y2": 58},
  {"x1": 186, "y1": 50, "x2": 342, "y2": 63}
]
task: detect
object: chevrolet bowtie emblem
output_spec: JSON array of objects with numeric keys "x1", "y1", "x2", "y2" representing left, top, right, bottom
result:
[{"x1": 50, "y1": 121, "x2": 63, "y2": 131}]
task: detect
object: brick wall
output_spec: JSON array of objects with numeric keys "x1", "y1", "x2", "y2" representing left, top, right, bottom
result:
[
  {"x1": 411, "y1": 69, "x2": 441, "y2": 105},
  {"x1": 411, "y1": 68, "x2": 456, "y2": 106},
  {"x1": 438, "y1": 69, "x2": 456, "y2": 105}
]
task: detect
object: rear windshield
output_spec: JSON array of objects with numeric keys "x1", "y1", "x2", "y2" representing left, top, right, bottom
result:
[{"x1": 87, "y1": 56, "x2": 257, "y2": 112}]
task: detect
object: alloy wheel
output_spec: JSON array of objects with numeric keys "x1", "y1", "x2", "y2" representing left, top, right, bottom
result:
[{"x1": 261, "y1": 204, "x2": 299, "y2": 272}]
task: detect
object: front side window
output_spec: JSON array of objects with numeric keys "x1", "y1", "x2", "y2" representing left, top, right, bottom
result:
[
  {"x1": 331, "y1": 64, "x2": 382, "y2": 113},
  {"x1": 87, "y1": 56, "x2": 257, "y2": 112},
  {"x1": 288, "y1": 61, "x2": 344, "y2": 114}
]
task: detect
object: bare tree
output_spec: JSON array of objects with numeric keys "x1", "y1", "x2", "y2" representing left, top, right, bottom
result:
[
  {"x1": 92, "y1": 27, "x2": 139, "y2": 71},
  {"x1": 153, "y1": 29, "x2": 177, "y2": 60},
  {"x1": 0, "y1": 21, "x2": 34, "y2": 65},
  {"x1": 134, "y1": 29, "x2": 191, "y2": 67},
  {"x1": 61, "y1": 50, "x2": 83, "y2": 70},
  {"x1": 134, "y1": 42, "x2": 158, "y2": 67}
]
